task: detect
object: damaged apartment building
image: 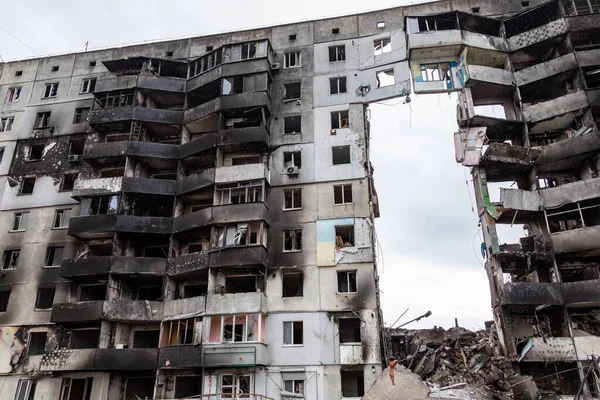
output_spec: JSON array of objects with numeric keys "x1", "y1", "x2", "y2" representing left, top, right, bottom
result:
[{"x1": 0, "y1": 0, "x2": 597, "y2": 399}]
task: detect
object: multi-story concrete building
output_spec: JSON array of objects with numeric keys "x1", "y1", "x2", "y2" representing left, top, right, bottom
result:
[{"x1": 0, "y1": 0, "x2": 598, "y2": 398}]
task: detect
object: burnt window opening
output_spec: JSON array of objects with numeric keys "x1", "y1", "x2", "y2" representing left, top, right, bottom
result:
[
  {"x1": 283, "y1": 321, "x2": 303, "y2": 345},
  {"x1": 89, "y1": 195, "x2": 119, "y2": 215},
  {"x1": 374, "y1": 37, "x2": 391, "y2": 55},
  {"x1": 335, "y1": 225, "x2": 355, "y2": 246},
  {"x1": 331, "y1": 110, "x2": 349, "y2": 129},
  {"x1": 560, "y1": 264, "x2": 600, "y2": 283},
  {"x1": 15, "y1": 70, "x2": 23, "y2": 77},
  {"x1": 60, "y1": 173, "x2": 78, "y2": 192},
  {"x1": 34, "y1": 112, "x2": 51, "y2": 128},
  {"x1": 68, "y1": 139, "x2": 85, "y2": 156},
  {"x1": 332, "y1": 28, "x2": 340, "y2": 34},
  {"x1": 132, "y1": 330, "x2": 160, "y2": 348},
  {"x1": 284, "y1": 151, "x2": 302, "y2": 169},
  {"x1": 283, "y1": 229, "x2": 303, "y2": 252},
  {"x1": 44, "y1": 246, "x2": 64, "y2": 267},
  {"x1": 15, "y1": 379, "x2": 36, "y2": 400},
  {"x1": 99, "y1": 167, "x2": 124, "y2": 178},
  {"x1": 334, "y1": 184, "x2": 353, "y2": 205},
  {"x1": 2, "y1": 249, "x2": 20, "y2": 270},
  {"x1": 284, "y1": 189, "x2": 302, "y2": 210},
  {"x1": 89, "y1": 61, "x2": 96, "y2": 67},
  {"x1": 332, "y1": 145, "x2": 351, "y2": 165},
  {"x1": 289, "y1": 34, "x2": 297, "y2": 41},
  {"x1": 284, "y1": 116, "x2": 302, "y2": 134},
  {"x1": 60, "y1": 377, "x2": 93, "y2": 400},
  {"x1": 27, "y1": 332, "x2": 47, "y2": 356},
  {"x1": 80, "y1": 78, "x2": 96, "y2": 94},
  {"x1": 225, "y1": 275, "x2": 257, "y2": 293},
  {"x1": 144, "y1": 246, "x2": 168, "y2": 258},
  {"x1": 35, "y1": 287, "x2": 55, "y2": 310},
  {"x1": 339, "y1": 318, "x2": 362, "y2": 343},
  {"x1": 70, "y1": 329, "x2": 100, "y2": 349},
  {"x1": 125, "y1": 377, "x2": 155, "y2": 400},
  {"x1": 0, "y1": 291, "x2": 10, "y2": 311},
  {"x1": 165, "y1": 50, "x2": 174, "y2": 57},
  {"x1": 338, "y1": 270, "x2": 357, "y2": 293},
  {"x1": 161, "y1": 318, "x2": 201, "y2": 346},
  {"x1": 329, "y1": 45, "x2": 346, "y2": 62},
  {"x1": 341, "y1": 371, "x2": 365, "y2": 397},
  {"x1": 521, "y1": 1, "x2": 530, "y2": 7},
  {"x1": 231, "y1": 155, "x2": 261, "y2": 165},
  {"x1": 282, "y1": 272, "x2": 303, "y2": 297},
  {"x1": 175, "y1": 376, "x2": 203, "y2": 399},
  {"x1": 73, "y1": 107, "x2": 90, "y2": 124},
  {"x1": 472, "y1": 7, "x2": 481, "y2": 13},
  {"x1": 54, "y1": 209, "x2": 72, "y2": 228},
  {"x1": 330, "y1": 77, "x2": 347, "y2": 95},
  {"x1": 135, "y1": 286, "x2": 163, "y2": 301},
  {"x1": 11, "y1": 212, "x2": 29, "y2": 231},
  {"x1": 0, "y1": 116, "x2": 14, "y2": 132},
  {"x1": 27, "y1": 143, "x2": 44, "y2": 161},
  {"x1": 78, "y1": 284, "x2": 107, "y2": 301},
  {"x1": 182, "y1": 283, "x2": 208, "y2": 298},
  {"x1": 51, "y1": 66, "x2": 59, "y2": 72},
  {"x1": 284, "y1": 82, "x2": 301, "y2": 100},
  {"x1": 42, "y1": 83, "x2": 58, "y2": 98},
  {"x1": 206, "y1": 45, "x2": 214, "y2": 51},
  {"x1": 284, "y1": 52, "x2": 301, "y2": 68}
]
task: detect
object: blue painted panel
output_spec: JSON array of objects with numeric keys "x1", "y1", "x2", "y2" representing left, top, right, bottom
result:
[{"x1": 316, "y1": 218, "x2": 355, "y2": 242}]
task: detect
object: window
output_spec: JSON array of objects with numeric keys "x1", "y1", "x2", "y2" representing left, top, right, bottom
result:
[
  {"x1": 377, "y1": 21, "x2": 386, "y2": 28},
  {"x1": 174, "y1": 376, "x2": 202, "y2": 399},
  {"x1": 19, "y1": 177, "x2": 36, "y2": 195},
  {"x1": 78, "y1": 284, "x2": 107, "y2": 301},
  {"x1": 338, "y1": 270, "x2": 357, "y2": 293},
  {"x1": 213, "y1": 223, "x2": 265, "y2": 247},
  {"x1": 42, "y1": 83, "x2": 58, "y2": 98},
  {"x1": 27, "y1": 143, "x2": 44, "y2": 161},
  {"x1": 2, "y1": 250, "x2": 19, "y2": 270},
  {"x1": 88, "y1": 61, "x2": 96, "y2": 67},
  {"x1": 206, "y1": 45, "x2": 214, "y2": 51},
  {"x1": 0, "y1": 291, "x2": 10, "y2": 311},
  {"x1": 135, "y1": 285, "x2": 162, "y2": 301},
  {"x1": 51, "y1": 66, "x2": 59, "y2": 72},
  {"x1": 521, "y1": 1, "x2": 530, "y2": 7},
  {"x1": 0, "y1": 148, "x2": 4, "y2": 164},
  {"x1": 374, "y1": 37, "x2": 392, "y2": 55},
  {"x1": 44, "y1": 246, "x2": 64, "y2": 267},
  {"x1": 212, "y1": 314, "x2": 264, "y2": 343},
  {"x1": 15, "y1": 70, "x2": 23, "y2": 77},
  {"x1": 132, "y1": 330, "x2": 160, "y2": 348},
  {"x1": 289, "y1": 34, "x2": 297, "y2": 40},
  {"x1": 284, "y1": 52, "x2": 301, "y2": 68},
  {"x1": 282, "y1": 272, "x2": 303, "y2": 297},
  {"x1": 284, "y1": 82, "x2": 301, "y2": 100},
  {"x1": 35, "y1": 287, "x2": 55, "y2": 310},
  {"x1": 241, "y1": 42, "x2": 258, "y2": 60},
  {"x1": 284, "y1": 380, "x2": 305, "y2": 395},
  {"x1": 124, "y1": 378, "x2": 154, "y2": 400},
  {"x1": 222, "y1": 76, "x2": 244, "y2": 95},
  {"x1": 60, "y1": 173, "x2": 78, "y2": 191},
  {"x1": 331, "y1": 110, "x2": 349, "y2": 129},
  {"x1": 11, "y1": 212, "x2": 29, "y2": 231},
  {"x1": 0, "y1": 117, "x2": 14, "y2": 132},
  {"x1": 70, "y1": 329, "x2": 100, "y2": 349},
  {"x1": 101, "y1": 90, "x2": 135, "y2": 108},
  {"x1": 73, "y1": 107, "x2": 90, "y2": 123},
  {"x1": 79, "y1": 78, "x2": 96, "y2": 94},
  {"x1": 283, "y1": 229, "x2": 303, "y2": 252},
  {"x1": 335, "y1": 225, "x2": 355, "y2": 246},
  {"x1": 165, "y1": 50, "x2": 174, "y2": 57},
  {"x1": 221, "y1": 374, "x2": 251, "y2": 398},
  {"x1": 332, "y1": 145, "x2": 351, "y2": 165},
  {"x1": 341, "y1": 371, "x2": 364, "y2": 397},
  {"x1": 231, "y1": 155, "x2": 260, "y2": 165},
  {"x1": 420, "y1": 63, "x2": 451, "y2": 82},
  {"x1": 329, "y1": 45, "x2": 346, "y2": 62},
  {"x1": 215, "y1": 181, "x2": 263, "y2": 205},
  {"x1": 59, "y1": 377, "x2": 93, "y2": 400},
  {"x1": 339, "y1": 318, "x2": 361, "y2": 343},
  {"x1": 330, "y1": 77, "x2": 347, "y2": 95},
  {"x1": 284, "y1": 116, "x2": 301, "y2": 134},
  {"x1": 332, "y1": 28, "x2": 340, "y2": 34},
  {"x1": 284, "y1": 151, "x2": 301, "y2": 169},
  {"x1": 472, "y1": 7, "x2": 481, "y2": 13},
  {"x1": 283, "y1": 321, "x2": 303, "y2": 345},
  {"x1": 54, "y1": 209, "x2": 72, "y2": 228},
  {"x1": 89, "y1": 195, "x2": 119, "y2": 215},
  {"x1": 69, "y1": 139, "x2": 85, "y2": 156},
  {"x1": 27, "y1": 332, "x2": 47, "y2": 356},
  {"x1": 14, "y1": 379, "x2": 36, "y2": 400},
  {"x1": 376, "y1": 69, "x2": 395, "y2": 88},
  {"x1": 225, "y1": 276, "x2": 257, "y2": 293},
  {"x1": 334, "y1": 185, "x2": 353, "y2": 205},
  {"x1": 6, "y1": 87, "x2": 22, "y2": 102},
  {"x1": 284, "y1": 189, "x2": 302, "y2": 210},
  {"x1": 34, "y1": 112, "x2": 51, "y2": 128}
]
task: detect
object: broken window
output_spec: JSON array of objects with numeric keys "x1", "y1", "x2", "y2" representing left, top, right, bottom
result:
[
  {"x1": 284, "y1": 82, "x2": 301, "y2": 100},
  {"x1": 341, "y1": 371, "x2": 364, "y2": 397},
  {"x1": 44, "y1": 246, "x2": 64, "y2": 267},
  {"x1": 0, "y1": 291, "x2": 10, "y2": 312},
  {"x1": 284, "y1": 52, "x2": 301, "y2": 68},
  {"x1": 420, "y1": 63, "x2": 451, "y2": 82},
  {"x1": 334, "y1": 184, "x2": 353, "y2": 205},
  {"x1": 330, "y1": 77, "x2": 347, "y2": 95},
  {"x1": 282, "y1": 272, "x2": 303, "y2": 297},
  {"x1": 213, "y1": 223, "x2": 265, "y2": 247},
  {"x1": 241, "y1": 42, "x2": 258, "y2": 60},
  {"x1": 68, "y1": 139, "x2": 85, "y2": 156},
  {"x1": 11, "y1": 212, "x2": 29, "y2": 231},
  {"x1": 34, "y1": 112, "x2": 51, "y2": 128},
  {"x1": 332, "y1": 145, "x2": 351, "y2": 165},
  {"x1": 331, "y1": 110, "x2": 349, "y2": 129},
  {"x1": 335, "y1": 225, "x2": 355, "y2": 247},
  {"x1": 88, "y1": 61, "x2": 96, "y2": 67},
  {"x1": 60, "y1": 378, "x2": 93, "y2": 400},
  {"x1": 210, "y1": 314, "x2": 263, "y2": 343},
  {"x1": 70, "y1": 329, "x2": 100, "y2": 349},
  {"x1": 51, "y1": 66, "x2": 59, "y2": 72},
  {"x1": 15, "y1": 379, "x2": 36, "y2": 400},
  {"x1": 2, "y1": 250, "x2": 20, "y2": 270},
  {"x1": 27, "y1": 332, "x2": 47, "y2": 356},
  {"x1": 284, "y1": 380, "x2": 304, "y2": 395},
  {"x1": 284, "y1": 116, "x2": 302, "y2": 134},
  {"x1": 338, "y1": 270, "x2": 357, "y2": 293},
  {"x1": 54, "y1": 209, "x2": 72, "y2": 229},
  {"x1": 284, "y1": 151, "x2": 302, "y2": 169},
  {"x1": 78, "y1": 284, "x2": 107, "y2": 301},
  {"x1": 6, "y1": 87, "x2": 22, "y2": 102},
  {"x1": 99, "y1": 90, "x2": 135, "y2": 109},
  {"x1": 329, "y1": 45, "x2": 346, "y2": 62},
  {"x1": 174, "y1": 376, "x2": 203, "y2": 399},
  {"x1": 89, "y1": 195, "x2": 119, "y2": 215},
  {"x1": 161, "y1": 318, "x2": 202, "y2": 346},
  {"x1": 27, "y1": 143, "x2": 44, "y2": 161},
  {"x1": 42, "y1": 83, "x2": 58, "y2": 99},
  {"x1": 35, "y1": 287, "x2": 55, "y2": 310},
  {"x1": 215, "y1": 181, "x2": 263, "y2": 205},
  {"x1": 15, "y1": 70, "x2": 23, "y2": 77},
  {"x1": 73, "y1": 107, "x2": 89, "y2": 124},
  {"x1": 339, "y1": 318, "x2": 361, "y2": 343},
  {"x1": 374, "y1": 37, "x2": 392, "y2": 55},
  {"x1": 60, "y1": 173, "x2": 78, "y2": 192},
  {"x1": 80, "y1": 78, "x2": 96, "y2": 94},
  {"x1": 0, "y1": 117, "x2": 14, "y2": 132},
  {"x1": 283, "y1": 189, "x2": 302, "y2": 210},
  {"x1": 132, "y1": 330, "x2": 160, "y2": 348},
  {"x1": 283, "y1": 229, "x2": 303, "y2": 252},
  {"x1": 124, "y1": 378, "x2": 154, "y2": 400},
  {"x1": 221, "y1": 374, "x2": 251, "y2": 398},
  {"x1": 222, "y1": 76, "x2": 244, "y2": 95},
  {"x1": 19, "y1": 177, "x2": 36, "y2": 195},
  {"x1": 376, "y1": 69, "x2": 395, "y2": 88},
  {"x1": 283, "y1": 321, "x2": 303, "y2": 345}
]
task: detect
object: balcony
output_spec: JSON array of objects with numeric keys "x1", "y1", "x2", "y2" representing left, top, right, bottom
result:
[
  {"x1": 518, "y1": 337, "x2": 576, "y2": 362},
  {"x1": 89, "y1": 106, "x2": 183, "y2": 130},
  {"x1": 206, "y1": 292, "x2": 266, "y2": 315},
  {"x1": 137, "y1": 75, "x2": 186, "y2": 93},
  {"x1": 188, "y1": 58, "x2": 271, "y2": 92},
  {"x1": 340, "y1": 344, "x2": 364, "y2": 365},
  {"x1": 68, "y1": 215, "x2": 173, "y2": 239},
  {"x1": 508, "y1": 19, "x2": 568, "y2": 51},
  {"x1": 177, "y1": 169, "x2": 215, "y2": 195},
  {"x1": 552, "y1": 225, "x2": 600, "y2": 255},
  {"x1": 158, "y1": 345, "x2": 203, "y2": 369},
  {"x1": 523, "y1": 91, "x2": 589, "y2": 132},
  {"x1": 515, "y1": 53, "x2": 579, "y2": 87},
  {"x1": 459, "y1": 64, "x2": 514, "y2": 100},
  {"x1": 172, "y1": 208, "x2": 212, "y2": 233},
  {"x1": 180, "y1": 133, "x2": 218, "y2": 159},
  {"x1": 126, "y1": 141, "x2": 179, "y2": 160},
  {"x1": 167, "y1": 252, "x2": 210, "y2": 277},
  {"x1": 215, "y1": 163, "x2": 269, "y2": 184},
  {"x1": 218, "y1": 126, "x2": 269, "y2": 152},
  {"x1": 82, "y1": 141, "x2": 127, "y2": 166},
  {"x1": 163, "y1": 296, "x2": 207, "y2": 320},
  {"x1": 94, "y1": 75, "x2": 138, "y2": 93},
  {"x1": 73, "y1": 177, "x2": 123, "y2": 198},
  {"x1": 95, "y1": 348, "x2": 158, "y2": 370},
  {"x1": 408, "y1": 30, "x2": 463, "y2": 59},
  {"x1": 101, "y1": 300, "x2": 163, "y2": 322},
  {"x1": 184, "y1": 92, "x2": 271, "y2": 125},
  {"x1": 60, "y1": 256, "x2": 167, "y2": 280},
  {"x1": 563, "y1": 280, "x2": 600, "y2": 307},
  {"x1": 115, "y1": 215, "x2": 172, "y2": 235},
  {"x1": 209, "y1": 246, "x2": 268, "y2": 269},
  {"x1": 121, "y1": 177, "x2": 176, "y2": 196},
  {"x1": 40, "y1": 349, "x2": 96, "y2": 372},
  {"x1": 212, "y1": 203, "x2": 270, "y2": 225},
  {"x1": 51, "y1": 301, "x2": 104, "y2": 323},
  {"x1": 203, "y1": 342, "x2": 268, "y2": 367},
  {"x1": 500, "y1": 282, "x2": 563, "y2": 306}
]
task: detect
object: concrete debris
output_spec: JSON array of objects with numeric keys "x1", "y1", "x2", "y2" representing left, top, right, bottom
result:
[{"x1": 361, "y1": 365, "x2": 430, "y2": 400}]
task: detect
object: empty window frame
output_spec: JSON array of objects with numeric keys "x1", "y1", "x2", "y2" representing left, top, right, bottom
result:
[
  {"x1": 283, "y1": 229, "x2": 303, "y2": 252},
  {"x1": 284, "y1": 380, "x2": 305, "y2": 395},
  {"x1": 334, "y1": 184, "x2": 353, "y2": 205},
  {"x1": 339, "y1": 318, "x2": 362, "y2": 343},
  {"x1": 374, "y1": 37, "x2": 392, "y2": 55},
  {"x1": 35, "y1": 287, "x2": 55, "y2": 310},
  {"x1": 225, "y1": 275, "x2": 257, "y2": 293},
  {"x1": 19, "y1": 177, "x2": 36, "y2": 195},
  {"x1": 330, "y1": 77, "x2": 347, "y2": 95},
  {"x1": 15, "y1": 70, "x2": 23, "y2": 77},
  {"x1": 341, "y1": 371, "x2": 365, "y2": 397},
  {"x1": 284, "y1": 151, "x2": 302, "y2": 169},
  {"x1": 215, "y1": 181, "x2": 263, "y2": 205},
  {"x1": 51, "y1": 66, "x2": 59, "y2": 72},
  {"x1": 99, "y1": 90, "x2": 135, "y2": 109},
  {"x1": 213, "y1": 314, "x2": 263, "y2": 343},
  {"x1": 80, "y1": 78, "x2": 96, "y2": 94},
  {"x1": 89, "y1": 195, "x2": 119, "y2": 215},
  {"x1": 335, "y1": 225, "x2": 355, "y2": 246},
  {"x1": 337, "y1": 270, "x2": 357, "y2": 293},
  {"x1": 54, "y1": 209, "x2": 72, "y2": 228},
  {"x1": 34, "y1": 112, "x2": 51, "y2": 128},
  {"x1": 77, "y1": 284, "x2": 107, "y2": 301},
  {"x1": 73, "y1": 107, "x2": 90, "y2": 124},
  {"x1": 332, "y1": 145, "x2": 351, "y2": 165},
  {"x1": 2, "y1": 250, "x2": 20, "y2": 270},
  {"x1": 213, "y1": 223, "x2": 265, "y2": 247},
  {"x1": 329, "y1": 45, "x2": 346, "y2": 62},
  {"x1": 27, "y1": 143, "x2": 44, "y2": 161},
  {"x1": 0, "y1": 117, "x2": 14, "y2": 132},
  {"x1": 6, "y1": 87, "x2": 22, "y2": 102},
  {"x1": 174, "y1": 376, "x2": 203, "y2": 399},
  {"x1": 283, "y1": 321, "x2": 303, "y2": 345},
  {"x1": 284, "y1": 82, "x2": 301, "y2": 100},
  {"x1": 284, "y1": 116, "x2": 301, "y2": 134},
  {"x1": 181, "y1": 283, "x2": 208, "y2": 298},
  {"x1": 42, "y1": 83, "x2": 59, "y2": 99},
  {"x1": 69, "y1": 329, "x2": 100, "y2": 349},
  {"x1": 59, "y1": 377, "x2": 93, "y2": 400},
  {"x1": 0, "y1": 291, "x2": 10, "y2": 312},
  {"x1": 124, "y1": 377, "x2": 154, "y2": 400},
  {"x1": 89, "y1": 61, "x2": 96, "y2": 67},
  {"x1": 376, "y1": 69, "x2": 395, "y2": 88},
  {"x1": 331, "y1": 110, "x2": 349, "y2": 129},
  {"x1": 282, "y1": 271, "x2": 303, "y2": 297},
  {"x1": 134, "y1": 285, "x2": 162, "y2": 301},
  {"x1": 284, "y1": 52, "x2": 302, "y2": 68},
  {"x1": 132, "y1": 330, "x2": 160, "y2": 348},
  {"x1": 420, "y1": 63, "x2": 452, "y2": 82},
  {"x1": 44, "y1": 246, "x2": 64, "y2": 267},
  {"x1": 15, "y1": 379, "x2": 36, "y2": 400},
  {"x1": 60, "y1": 173, "x2": 78, "y2": 191},
  {"x1": 11, "y1": 212, "x2": 29, "y2": 231},
  {"x1": 27, "y1": 332, "x2": 47, "y2": 356},
  {"x1": 283, "y1": 189, "x2": 302, "y2": 210},
  {"x1": 68, "y1": 139, "x2": 85, "y2": 156}
]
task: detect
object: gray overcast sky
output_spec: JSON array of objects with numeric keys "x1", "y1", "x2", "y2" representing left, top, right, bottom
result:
[{"x1": 0, "y1": 0, "x2": 522, "y2": 330}]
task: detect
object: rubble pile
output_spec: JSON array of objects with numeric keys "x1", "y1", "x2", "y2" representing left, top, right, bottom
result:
[{"x1": 388, "y1": 326, "x2": 515, "y2": 399}]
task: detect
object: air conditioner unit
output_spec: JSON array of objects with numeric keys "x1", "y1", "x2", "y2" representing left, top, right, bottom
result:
[
  {"x1": 271, "y1": 63, "x2": 280, "y2": 70},
  {"x1": 285, "y1": 163, "x2": 299, "y2": 177},
  {"x1": 68, "y1": 154, "x2": 80, "y2": 163}
]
